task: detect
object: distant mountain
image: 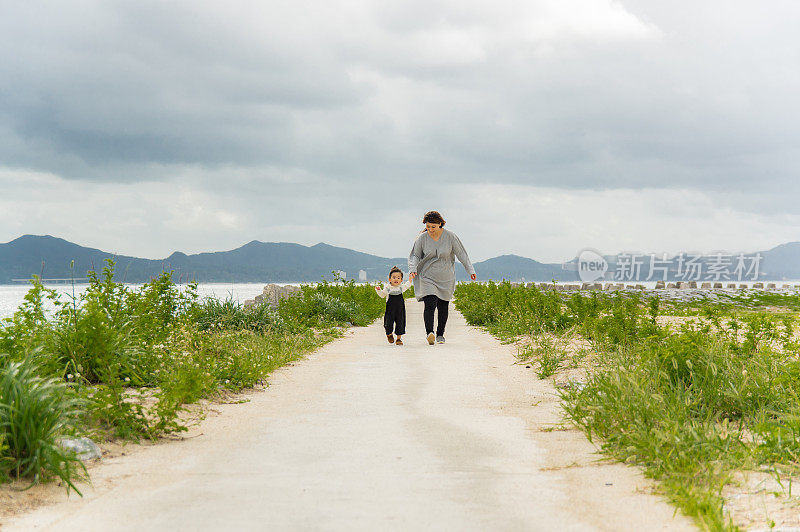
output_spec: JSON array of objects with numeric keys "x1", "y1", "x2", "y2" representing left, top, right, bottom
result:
[
  {"x1": 456, "y1": 254, "x2": 564, "y2": 282},
  {"x1": 559, "y1": 243, "x2": 800, "y2": 282},
  {"x1": 760, "y1": 242, "x2": 800, "y2": 280},
  {"x1": 0, "y1": 235, "x2": 162, "y2": 283},
  {"x1": 157, "y1": 240, "x2": 410, "y2": 283},
  {"x1": 2, "y1": 235, "x2": 797, "y2": 284},
  {"x1": 0, "y1": 235, "x2": 408, "y2": 284}
]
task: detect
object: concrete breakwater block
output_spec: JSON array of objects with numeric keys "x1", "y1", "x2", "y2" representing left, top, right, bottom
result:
[
  {"x1": 494, "y1": 281, "x2": 799, "y2": 302},
  {"x1": 525, "y1": 282, "x2": 578, "y2": 291},
  {"x1": 244, "y1": 284, "x2": 302, "y2": 308}
]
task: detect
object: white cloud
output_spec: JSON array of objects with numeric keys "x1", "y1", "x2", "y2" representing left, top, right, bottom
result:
[
  {"x1": 2, "y1": 170, "x2": 797, "y2": 265},
  {"x1": 443, "y1": 184, "x2": 800, "y2": 262}
]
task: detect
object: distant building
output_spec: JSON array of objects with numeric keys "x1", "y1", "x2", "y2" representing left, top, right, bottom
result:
[{"x1": 359, "y1": 269, "x2": 367, "y2": 282}]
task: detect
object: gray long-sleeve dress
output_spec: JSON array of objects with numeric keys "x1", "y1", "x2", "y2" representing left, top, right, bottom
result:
[{"x1": 408, "y1": 229, "x2": 475, "y2": 302}]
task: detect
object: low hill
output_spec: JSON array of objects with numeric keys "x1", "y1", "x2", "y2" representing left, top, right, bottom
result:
[
  {"x1": 3, "y1": 235, "x2": 795, "y2": 284},
  {"x1": 760, "y1": 241, "x2": 800, "y2": 280},
  {"x1": 457, "y1": 254, "x2": 564, "y2": 282},
  {"x1": 0, "y1": 236, "x2": 408, "y2": 283}
]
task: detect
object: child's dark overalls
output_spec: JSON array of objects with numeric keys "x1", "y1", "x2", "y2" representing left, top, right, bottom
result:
[{"x1": 384, "y1": 293, "x2": 406, "y2": 335}]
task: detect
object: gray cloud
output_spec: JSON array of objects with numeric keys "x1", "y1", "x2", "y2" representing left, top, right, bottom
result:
[
  {"x1": 1, "y1": 2, "x2": 797, "y2": 188},
  {"x1": 1, "y1": 0, "x2": 799, "y2": 261},
  {"x1": 0, "y1": 1, "x2": 367, "y2": 178}
]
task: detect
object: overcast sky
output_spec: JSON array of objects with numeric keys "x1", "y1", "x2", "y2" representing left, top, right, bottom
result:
[{"x1": 1, "y1": 0, "x2": 799, "y2": 263}]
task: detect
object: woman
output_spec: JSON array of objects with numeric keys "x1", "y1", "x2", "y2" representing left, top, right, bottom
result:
[{"x1": 408, "y1": 211, "x2": 477, "y2": 345}]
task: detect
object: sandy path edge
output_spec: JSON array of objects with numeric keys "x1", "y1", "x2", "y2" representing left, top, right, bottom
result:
[{"x1": 2, "y1": 301, "x2": 694, "y2": 531}]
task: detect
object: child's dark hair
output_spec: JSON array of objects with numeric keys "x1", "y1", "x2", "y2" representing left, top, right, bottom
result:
[
  {"x1": 389, "y1": 266, "x2": 403, "y2": 279},
  {"x1": 423, "y1": 210, "x2": 445, "y2": 227}
]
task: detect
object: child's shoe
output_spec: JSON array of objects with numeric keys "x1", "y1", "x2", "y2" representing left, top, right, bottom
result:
[
  {"x1": 387, "y1": 334, "x2": 395, "y2": 343},
  {"x1": 427, "y1": 332, "x2": 435, "y2": 345},
  {"x1": 395, "y1": 338, "x2": 403, "y2": 346}
]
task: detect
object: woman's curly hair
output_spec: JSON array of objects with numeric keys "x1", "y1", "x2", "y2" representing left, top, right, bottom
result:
[{"x1": 422, "y1": 211, "x2": 445, "y2": 227}]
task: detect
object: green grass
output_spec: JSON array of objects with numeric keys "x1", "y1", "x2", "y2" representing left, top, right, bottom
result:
[
  {"x1": 0, "y1": 357, "x2": 86, "y2": 493},
  {"x1": 517, "y1": 335, "x2": 569, "y2": 379},
  {"x1": 0, "y1": 261, "x2": 385, "y2": 491},
  {"x1": 454, "y1": 280, "x2": 800, "y2": 531},
  {"x1": 720, "y1": 290, "x2": 800, "y2": 311},
  {"x1": 195, "y1": 297, "x2": 284, "y2": 333},
  {"x1": 655, "y1": 290, "x2": 800, "y2": 317}
]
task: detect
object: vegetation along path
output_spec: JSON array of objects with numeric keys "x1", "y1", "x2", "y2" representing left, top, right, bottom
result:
[{"x1": 4, "y1": 300, "x2": 692, "y2": 531}]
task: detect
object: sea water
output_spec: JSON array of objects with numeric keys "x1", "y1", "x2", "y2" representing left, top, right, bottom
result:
[
  {"x1": 3, "y1": 280, "x2": 799, "y2": 321},
  {"x1": 0, "y1": 282, "x2": 303, "y2": 320}
]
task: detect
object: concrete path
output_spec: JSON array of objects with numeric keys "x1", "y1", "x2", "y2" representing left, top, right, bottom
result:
[{"x1": 4, "y1": 300, "x2": 694, "y2": 531}]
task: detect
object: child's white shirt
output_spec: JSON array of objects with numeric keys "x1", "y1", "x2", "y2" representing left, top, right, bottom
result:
[{"x1": 375, "y1": 279, "x2": 412, "y2": 298}]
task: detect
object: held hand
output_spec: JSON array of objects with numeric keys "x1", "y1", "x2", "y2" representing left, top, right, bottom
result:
[
  {"x1": 409, "y1": 272, "x2": 416, "y2": 280},
  {"x1": 470, "y1": 274, "x2": 476, "y2": 281}
]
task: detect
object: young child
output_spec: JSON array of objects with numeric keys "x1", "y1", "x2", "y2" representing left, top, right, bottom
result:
[{"x1": 375, "y1": 266, "x2": 412, "y2": 345}]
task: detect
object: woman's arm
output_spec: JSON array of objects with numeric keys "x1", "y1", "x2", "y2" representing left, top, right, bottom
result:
[
  {"x1": 451, "y1": 232, "x2": 476, "y2": 279},
  {"x1": 408, "y1": 235, "x2": 424, "y2": 277}
]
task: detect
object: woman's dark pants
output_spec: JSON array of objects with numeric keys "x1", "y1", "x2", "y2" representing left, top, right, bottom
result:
[
  {"x1": 384, "y1": 294, "x2": 406, "y2": 335},
  {"x1": 422, "y1": 295, "x2": 449, "y2": 336}
]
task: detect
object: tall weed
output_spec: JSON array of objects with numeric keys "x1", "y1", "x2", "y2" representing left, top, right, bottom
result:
[{"x1": 0, "y1": 358, "x2": 86, "y2": 493}]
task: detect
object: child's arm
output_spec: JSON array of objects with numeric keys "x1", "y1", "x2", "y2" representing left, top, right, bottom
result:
[
  {"x1": 400, "y1": 279, "x2": 412, "y2": 293},
  {"x1": 374, "y1": 282, "x2": 389, "y2": 298}
]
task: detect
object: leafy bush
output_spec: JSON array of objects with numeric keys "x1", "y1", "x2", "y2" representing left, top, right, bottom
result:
[
  {"x1": 126, "y1": 271, "x2": 200, "y2": 345},
  {"x1": 278, "y1": 278, "x2": 385, "y2": 329},
  {"x1": 0, "y1": 277, "x2": 59, "y2": 361},
  {"x1": 80, "y1": 382, "x2": 154, "y2": 441},
  {"x1": 40, "y1": 261, "x2": 137, "y2": 383}
]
